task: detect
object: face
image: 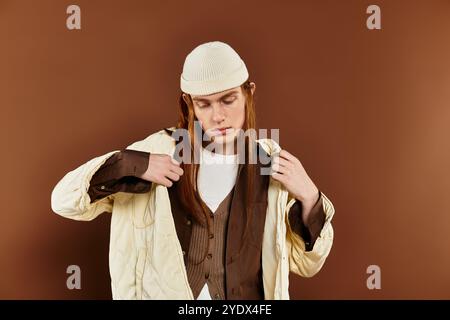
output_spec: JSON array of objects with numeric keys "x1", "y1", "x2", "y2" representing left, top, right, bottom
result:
[{"x1": 184, "y1": 83, "x2": 255, "y2": 147}]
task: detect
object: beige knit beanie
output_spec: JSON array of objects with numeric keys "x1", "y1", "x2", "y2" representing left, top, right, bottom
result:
[{"x1": 180, "y1": 41, "x2": 249, "y2": 96}]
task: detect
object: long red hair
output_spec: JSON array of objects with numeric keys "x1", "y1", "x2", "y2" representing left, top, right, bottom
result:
[{"x1": 175, "y1": 80, "x2": 257, "y2": 247}]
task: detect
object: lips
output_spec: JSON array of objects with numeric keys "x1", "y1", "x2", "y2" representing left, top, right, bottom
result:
[{"x1": 215, "y1": 127, "x2": 232, "y2": 135}]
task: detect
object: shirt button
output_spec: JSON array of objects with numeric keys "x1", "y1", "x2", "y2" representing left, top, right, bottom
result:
[
  {"x1": 207, "y1": 253, "x2": 212, "y2": 259},
  {"x1": 214, "y1": 293, "x2": 220, "y2": 299},
  {"x1": 100, "y1": 185, "x2": 106, "y2": 190},
  {"x1": 186, "y1": 219, "x2": 191, "y2": 226},
  {"x1": 205, "y1": 273, "x2": 209, "y2": 279},
  {"x1": 182, "y1": 250, "x2": 186, "y2": 256}
]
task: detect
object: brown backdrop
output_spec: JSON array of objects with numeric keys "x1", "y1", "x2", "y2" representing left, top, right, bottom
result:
[{"x1": 0, "y1": 0, "x2": 449, "y2": 299}]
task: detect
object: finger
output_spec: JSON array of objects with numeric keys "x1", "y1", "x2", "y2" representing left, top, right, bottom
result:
[
  {"x1": 271, "y1": 172, "x2": 286, "y2": 183},
  {"x1": 161, "y1": 155, "x2": 179, "y2": 166},
  {"x1": 170, "y1": 164, "x2": 184, "y2": 176},
  {"x1": 165, "y1": 171, "x2": 180, "y2": 182},
  {"x1": 272, "y1": 163, "x2": 289, "y2": 174},
  {"x1": 275, "y1": 156, "x2": 291, "y2": 168},
  {"x1": 272, "y1": 155, "x2": 280, "y2": 164},
  {"x1": 170, "y1": 157, "x2": 180, "y2": 166},
  {"x1": 279, "y1": 149, "x2": 299, "y2": 164},
  {"x1": 160, "y1": 177, "x2": 173, "y2": 187}
]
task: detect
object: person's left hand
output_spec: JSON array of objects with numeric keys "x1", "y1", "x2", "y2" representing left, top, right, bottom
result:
[{"x1": 271, "y1": 150, "x2": 320, "y2": 221}]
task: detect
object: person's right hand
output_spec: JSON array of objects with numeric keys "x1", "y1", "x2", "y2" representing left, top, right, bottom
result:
[{"x1": 139, "y1": 154, "x2": 184, "y2": 187}]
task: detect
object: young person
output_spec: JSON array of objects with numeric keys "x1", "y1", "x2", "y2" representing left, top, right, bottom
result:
[{"x1": 51, "y1": 41, "x2": 335, "y2": 300}]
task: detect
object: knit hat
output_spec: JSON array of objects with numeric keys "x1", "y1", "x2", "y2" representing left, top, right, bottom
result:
[{"x1": 180, "y1": 41, "x2": 249, "y2": 96}]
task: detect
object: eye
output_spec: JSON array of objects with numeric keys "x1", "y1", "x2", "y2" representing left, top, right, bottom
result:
[
  {"x1": 223, "y1": 98, "x2": 236, "y2": 105},
  {"x1": 198, "y1": 103, "x2": 210, "y2": 109}
]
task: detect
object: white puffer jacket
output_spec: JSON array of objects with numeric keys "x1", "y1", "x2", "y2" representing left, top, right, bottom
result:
[{"x1": 51, "y1": 129, "x2": 335, "y2": 299}]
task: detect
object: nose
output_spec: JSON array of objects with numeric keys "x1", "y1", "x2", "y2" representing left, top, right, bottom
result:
[{"x1": 211, "y1": 104, "x2": 226, "y2": 123}]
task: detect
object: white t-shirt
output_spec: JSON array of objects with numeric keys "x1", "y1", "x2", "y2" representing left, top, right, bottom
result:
[{"x1": 196, "y1": 147, "x2": 238, "y2": 299}]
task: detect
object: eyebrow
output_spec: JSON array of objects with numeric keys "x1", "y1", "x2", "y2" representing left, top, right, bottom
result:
[{"x1": 192, "y1": 90, "x2": 240, "y2": 103}]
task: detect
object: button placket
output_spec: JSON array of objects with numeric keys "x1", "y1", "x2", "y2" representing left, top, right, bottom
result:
[{"x1": 204, "y1": 215, "x2": 215, "y2": 286}]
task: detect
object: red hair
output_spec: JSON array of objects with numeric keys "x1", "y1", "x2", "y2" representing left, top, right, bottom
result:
[{"x1": 175, "y1": 80, "x2": 257, "y2": 250}]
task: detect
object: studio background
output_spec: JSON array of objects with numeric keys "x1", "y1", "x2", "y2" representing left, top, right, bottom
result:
[{"x1": 0, "y1": 0, "x2": 449, "y2": 299}]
